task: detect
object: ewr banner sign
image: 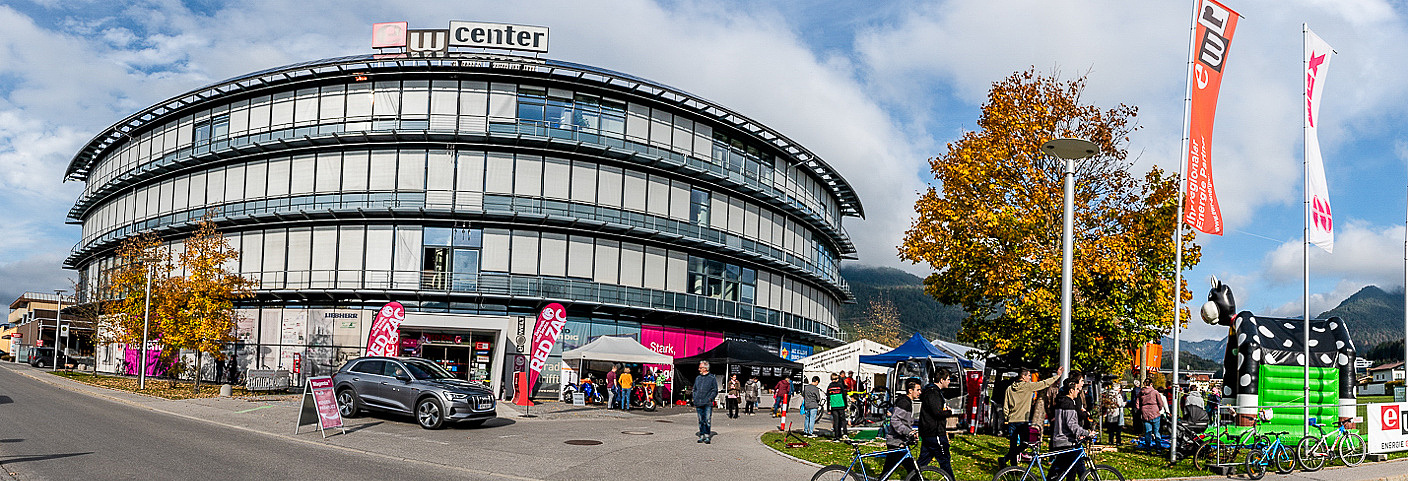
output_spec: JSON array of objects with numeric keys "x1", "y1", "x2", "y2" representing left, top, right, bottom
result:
[{"x1": 1367, "y1": 402, "x2": 1408, "y2": 453}]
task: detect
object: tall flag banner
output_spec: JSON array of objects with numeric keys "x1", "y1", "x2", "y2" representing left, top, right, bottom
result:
[
  {"x1": 1305, "y1": 29, "x2": 1335, "y2": 252},
  {"x1": 526, "y1": 302, "x2": 567, "y2": 393},
  {"x1": 365, "y1": 301, "x2": 405, "y2": 357},
  {"x1": 1182, "y1": 0, "x2": 1242, "y2": 235}
]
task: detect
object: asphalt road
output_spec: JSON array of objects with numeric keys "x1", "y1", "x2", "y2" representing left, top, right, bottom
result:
[{"x1": 0, "y1": 366, "x2": 496, "y2": 481}]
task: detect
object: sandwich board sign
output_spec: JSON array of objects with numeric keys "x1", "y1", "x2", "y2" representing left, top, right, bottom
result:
[{"x1": 295, "y1": 376, "x2": 346, "y2": 438}]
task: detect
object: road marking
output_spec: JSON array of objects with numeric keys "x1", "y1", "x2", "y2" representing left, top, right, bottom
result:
[{"x1": 235, "y1": 405, "x2": 274, "y2": 414}]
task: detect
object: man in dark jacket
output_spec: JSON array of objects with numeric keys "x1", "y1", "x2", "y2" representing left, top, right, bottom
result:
[
  {"x1": 919, "y1": 368, "x2": 953, "y2": 478},
  {"x1": 1051, "y1": 376, "x2": 1092, "y2": 481},
  {"x1": 693, "y1": 361, "x2": 719, "y2": 444},
  {"x1": 826, "y1": 373, "x2": 849, "y2": 439}
]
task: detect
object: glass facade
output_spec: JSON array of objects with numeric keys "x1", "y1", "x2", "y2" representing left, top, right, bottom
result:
[{"x1": 66, "y1": 53, "x2": 862, "y2": 365}]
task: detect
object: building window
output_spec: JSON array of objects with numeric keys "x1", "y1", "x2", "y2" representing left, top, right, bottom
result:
[
  {"x1": 422, "y1": 227, "x2": 481, "y2": 291},
  {"x1": 690, "y1": 188, "x2": 710, "y2": 226},
  {"x1": 193, "y1": 114, "x2": 230, "y2": 154},
  {"x1": 687, "y1": 255, "x2": 755, "y2": 303}
]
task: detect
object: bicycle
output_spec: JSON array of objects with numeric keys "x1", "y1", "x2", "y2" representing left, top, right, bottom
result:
[
  {"x1": 1295, "y1": 417, "x2": 1366, "y2": 471},
  {"x1": 811, "y1": 438, "x2": 953, "y2": 481},
  {"x1": 991, "y1": 435, "x2": 1124, "y2": 481},
  {"x1": 1192, "y1": 420, "x2": 1260, "y2": 472},
  {"x1": 848, "y1": 391, "x2": 889, "y2": 427},
  {"x1": 1242, "y1": 430, "x2": 1296, "y2": 480}
]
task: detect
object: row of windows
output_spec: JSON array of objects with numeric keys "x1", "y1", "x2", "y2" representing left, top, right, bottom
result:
[
  {"x1": 82, "y1": 225, "x2": 840, "y2": 330},
  {"x1": 80, "y1": 79, "x2": 845, "y2": 231},
  {"x1": 79, "y1": 149, "x2": 843, "y2": 284}
]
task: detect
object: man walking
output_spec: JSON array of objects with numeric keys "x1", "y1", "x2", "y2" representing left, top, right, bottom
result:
[
  {"x1": 881, "y1": 379, "x2": 924, "y2": 478},
  {"x1": 801, "y1": 376, "x2": 824, "y2": 436},
  {"x1": 693, "y1": 361, "x2": 719, "y2": 444},
  {"x1": 773, "y1": 377, "x2": 791, "y2": 417},
  {"x1": 998, "y1": 366, "x2": 1062, "y2": 468},
  {"x1": 918, "y1": 368, "x2": 953, "y2": 478}
]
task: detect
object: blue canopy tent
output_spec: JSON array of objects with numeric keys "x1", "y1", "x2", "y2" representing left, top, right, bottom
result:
[
  {"x1": 859, "y1": 333, "x2": 956, "y2": 366},
  {"x1": 860, "y1": 334, "x2": 967, "y2": 427}
]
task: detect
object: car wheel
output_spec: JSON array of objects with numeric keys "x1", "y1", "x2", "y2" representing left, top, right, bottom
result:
[
  {"x1": 336, "y1": 389, "x2": 361, "y2": 418},
  {"x1": 417, "y1": 397, "x2": 445, "y2": 430}
]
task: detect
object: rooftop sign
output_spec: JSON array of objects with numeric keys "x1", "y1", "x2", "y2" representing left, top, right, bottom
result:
[{"x1": 372, "y1": 21, "x2": 549, "y2": 56}]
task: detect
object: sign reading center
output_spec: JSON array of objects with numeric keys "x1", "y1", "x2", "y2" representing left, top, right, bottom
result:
[{"x1": 372, "y1": 21, "x2": 549, "y2": 54}]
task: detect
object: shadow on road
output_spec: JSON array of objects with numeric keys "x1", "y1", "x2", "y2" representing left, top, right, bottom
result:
[
  {"x1": 0, "y1": 439, "x2": 22, "y2": 443},
  {"x1": 343, "y1": 421, "x2": 384, "y2": 434},
  {"x1": 455, "y1": 417, "x2": 515, "y2": 429},
  {"x1": 0, "y1": 452, "x2": 93, "y2": 464},
  {"x1": 0, "y1": 395, "x2": 12, "y2": 404}
]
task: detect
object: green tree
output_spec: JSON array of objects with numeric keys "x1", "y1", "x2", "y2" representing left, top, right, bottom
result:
[{"x1": 899, "y1": 69, "x2": 1200, "y2": 374}]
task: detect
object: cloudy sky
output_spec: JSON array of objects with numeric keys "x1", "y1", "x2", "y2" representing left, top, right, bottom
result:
[{"x1": 2, "y1": 0, "x2": 1406, "y2": 343}]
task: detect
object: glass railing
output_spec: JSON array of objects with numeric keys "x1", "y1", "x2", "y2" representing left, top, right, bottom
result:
[{"x1": 240, "y1": 269, "x2": 840, "y2": 339}]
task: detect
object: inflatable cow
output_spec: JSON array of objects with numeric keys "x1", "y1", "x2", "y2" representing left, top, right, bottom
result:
[{"x1": 1201, "y1": 277, "x2": 1357, "y2": 431}]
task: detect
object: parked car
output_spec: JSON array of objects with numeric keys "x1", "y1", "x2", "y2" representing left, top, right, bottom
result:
[
  {"x1": 331, "y1": 356, "x2": 497, "y2": 429},
  {"x1": 28, "y1": 347, "x2": 72, "y2": 368}
]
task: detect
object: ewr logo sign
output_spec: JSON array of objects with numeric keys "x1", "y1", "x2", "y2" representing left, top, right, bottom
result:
[{"x1": 1382, "y1": 405, "x2": 1400, "y2": 431}]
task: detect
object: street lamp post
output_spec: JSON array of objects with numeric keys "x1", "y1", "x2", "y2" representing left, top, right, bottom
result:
[
  {"x1": 1041, "y1": 138, "x2": 1100, "y2": 381},
  {"x1": 140, "y1": 263, "x2": 152, "y2": 390},
  {"x1": 53, "y1": 289, "x2": 65, "y2": 371}
]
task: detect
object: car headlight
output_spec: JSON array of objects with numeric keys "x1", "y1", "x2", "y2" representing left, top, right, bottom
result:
[{"x1": 446, "y1": 392, "x2": 469, "y2": 401}]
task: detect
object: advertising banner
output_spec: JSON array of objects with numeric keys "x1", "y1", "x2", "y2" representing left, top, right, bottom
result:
[
  {"x1": 1182, "y1": 0, "x2": 1242, "y2": 235},
  {"x1": 1367, "y1": 402, "x2": 1408, "y2": 453},
  {"x1": 1305, "y1": 28, "x2": 1335, "y2": 252},
  {"x1": 365, "y1": 301, "x2": 405, "y2": 357},
  {"x1": 527, "y1": 303, "x2": 567, "y2": 393}
]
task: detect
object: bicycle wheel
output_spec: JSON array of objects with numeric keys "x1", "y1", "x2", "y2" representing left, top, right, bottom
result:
[
  {"x1": 992, "y1": 466, "x2": 1038, "y2": 481},
  {"x1": 1193, "y1": 440, "x2": 1236, "y2": 471},
  {"x1": 812, "y1": 465, "x2": 862, "y2": 481},
  {"x1": 1272, "y1": 446, "x2": 1295, "y2": 474},
  {"x1": 1244, "y1": 450, "x2": 1267, "y2": 481},
  {"x1": 1338, "y1": 432, "x2": 1367, "y2": 467},
  {"x1": 1081, "y1": 464, "x2": 1126, "y2": 481},
  {"x1": 905, "y1": 466, "x2": 954, "y2": 481},
  {"x1": 1296, "y1": 436, "x2": 1326, "y2": 472}
]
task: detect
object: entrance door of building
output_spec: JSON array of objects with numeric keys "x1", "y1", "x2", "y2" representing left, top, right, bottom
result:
[{"x1": 420, "y1": 344, "x2": 472, "y2": 380}]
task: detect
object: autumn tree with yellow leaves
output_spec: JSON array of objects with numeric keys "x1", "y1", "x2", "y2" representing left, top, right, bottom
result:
[
  {"x1": 899, "y1": 69, "x2": 1199, "y2": 374},
  {"x1": 104, "y1": 220, "x2": 254, "y2": 391}
]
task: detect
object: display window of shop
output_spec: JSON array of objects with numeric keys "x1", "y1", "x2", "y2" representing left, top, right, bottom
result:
[
  {"x1": 421, "y1": 227, "x2": 482, "y2": 291},
  {"x1": 400, "y1": 330, "x2": 495, "y2": 384}
]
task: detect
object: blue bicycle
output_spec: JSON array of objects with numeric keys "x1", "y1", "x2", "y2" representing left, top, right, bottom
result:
[
  {"x1": 1242, "y1": 430, "x2": 1296, "y2": 480},
  {"x1": 811, "y1": 438, "x2": 953, "y2": 481}
]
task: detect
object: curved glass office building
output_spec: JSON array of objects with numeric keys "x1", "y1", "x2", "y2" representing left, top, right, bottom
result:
[{"x1": 64, "y1": 50, "x2": 862, "y2": 396}]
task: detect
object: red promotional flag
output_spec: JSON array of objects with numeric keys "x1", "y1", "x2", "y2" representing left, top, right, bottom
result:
[
  {"x1": 365, "y1": 301, "x2": 406, "y2": 357},
  {"x1": 526, "y1": 303, "x2": 567, "y2": 394},
  {"x1": 1182, "y1": 0, "x2": 1241, "y2": 235}
]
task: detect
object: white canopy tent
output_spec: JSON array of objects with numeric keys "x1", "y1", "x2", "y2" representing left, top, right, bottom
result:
[{"x1": 797, "y1": 339, "x2": 893, "y2": 386}]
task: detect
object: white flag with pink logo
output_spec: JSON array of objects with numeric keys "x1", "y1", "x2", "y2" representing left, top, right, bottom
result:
[{"x1": 1305, "y1": 28, "x2": 1334, "y2": 253}]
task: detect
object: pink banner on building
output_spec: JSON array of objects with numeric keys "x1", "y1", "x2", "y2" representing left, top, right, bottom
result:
[{"x1": 123, "y1": 345, "x2": 172, "y2": 377}]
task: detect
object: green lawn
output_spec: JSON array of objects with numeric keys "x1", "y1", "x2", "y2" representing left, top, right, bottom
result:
[{"x1": 762, "y1": 432, "x2": 1206, "y2": 480}]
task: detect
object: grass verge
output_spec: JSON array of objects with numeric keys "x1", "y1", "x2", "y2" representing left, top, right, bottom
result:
[{"x1": 50, "y1": 371, "x2": 288, "y2": 400}]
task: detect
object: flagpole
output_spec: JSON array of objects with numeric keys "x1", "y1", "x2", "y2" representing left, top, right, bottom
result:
[
  {"x1": 1302, "y1": 22, "x2": 1312, "y2": 439},
  {"x1": 1169, "y1": 0, "x2": 1200, "y2": 463}
]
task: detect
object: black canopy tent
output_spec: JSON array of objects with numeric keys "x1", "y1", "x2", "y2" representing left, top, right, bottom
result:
[{"x1": 673, "y1": 340, "x2": 804, "y2": 402}]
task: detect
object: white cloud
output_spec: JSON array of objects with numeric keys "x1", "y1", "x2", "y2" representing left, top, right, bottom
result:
[{"x1": 1264, "y1": 220, "x2": 1406, "y2": 289}]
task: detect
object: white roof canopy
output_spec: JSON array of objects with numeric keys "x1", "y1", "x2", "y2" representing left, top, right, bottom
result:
[{"x1": 562, "y1": 336, "x2": 673, "y2": 364}]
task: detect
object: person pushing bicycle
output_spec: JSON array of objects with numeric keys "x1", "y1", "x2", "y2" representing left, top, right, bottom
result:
[
  {"x1": 1050, "y1": 376, "x2": 1092, "y2": 481},
  {"x1": 882, "y1": 379, "x2": 924, "y2": 478}
]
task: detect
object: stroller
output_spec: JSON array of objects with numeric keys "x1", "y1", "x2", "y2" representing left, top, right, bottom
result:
[{"x1": 1170, "y1": 407, "x2": 1211, "y2": 460}]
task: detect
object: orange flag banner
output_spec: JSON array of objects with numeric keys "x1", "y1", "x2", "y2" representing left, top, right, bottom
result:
[{"x1": 1183, "y1": 0, "x2": 1242, "y2": 235}]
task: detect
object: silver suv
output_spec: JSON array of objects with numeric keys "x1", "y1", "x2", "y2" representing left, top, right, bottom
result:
[{"x1": 332, "y1": 356, "x2": 497, "y2": 429}]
